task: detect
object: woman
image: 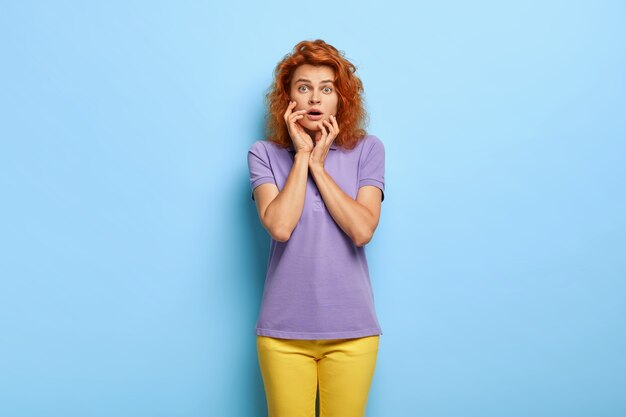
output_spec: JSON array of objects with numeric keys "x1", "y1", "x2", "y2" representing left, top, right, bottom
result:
[{"x1": 247, "y1": 39, "x2": 386, "y2": 417}]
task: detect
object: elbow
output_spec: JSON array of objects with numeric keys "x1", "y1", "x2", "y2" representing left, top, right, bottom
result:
[
  {"x1": 269, "y1": 224, "x2": 292, "y2": 242},
  {"x1": 353, "y1": 229, "x2": 374, "y2": 247},
  {"x1": 262, "y1": 210, "x2": 293, "y2": 242}
]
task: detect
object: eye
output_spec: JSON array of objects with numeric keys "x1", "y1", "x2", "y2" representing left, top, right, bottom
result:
[
  {"x1": 298, "y1": 85, "x2": 308, "y2": 92},
  {"x1": 323, "y1": 86, "x2": 333, "y2": 93}
]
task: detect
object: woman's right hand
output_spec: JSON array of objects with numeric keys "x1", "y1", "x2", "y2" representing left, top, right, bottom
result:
[{"x1": 284, "y1": 101, "x2": 314, "y2": 153}]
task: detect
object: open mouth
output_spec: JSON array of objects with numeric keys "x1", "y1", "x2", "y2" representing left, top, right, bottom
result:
[{"x1": 306, "y1": 109, "x2": 324, "y2": 121}]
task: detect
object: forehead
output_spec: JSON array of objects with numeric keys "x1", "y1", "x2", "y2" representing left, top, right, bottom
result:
[{"x1": 291, "y1": 64, "x2": 335, "y2": 83}]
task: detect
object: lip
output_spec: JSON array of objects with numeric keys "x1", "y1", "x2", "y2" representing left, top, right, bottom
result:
[{"x1": 306, "y1": 108, "x2": 323, "y2": 121}]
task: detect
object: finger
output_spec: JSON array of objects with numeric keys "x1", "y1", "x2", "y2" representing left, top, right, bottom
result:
[
  {"x1": 288, "y1": 107, "x2": 305, "y2": 121},
  {"x1": 289, "y1": 110, "x2": 307, "y2": 120},
  {"x1": 323, "y1": 119, "x2": 334, "y2": 134},
  {"x1": 323, "y1": 119, "x2": 335, "y2": 143},
  {"x1": 292, "y1": 117, "x2": 306, "y2": 132},
  {"x1": 331, "y1": 114, "x2": 340, "y2": 133},
  {"x1": 290, "y1": 115, "x2": 304, "y2": 125},
  {"x1": 283, "y1": 101, "x2": 298, "y2": 120},
  {"x1": 319, "y1": 122, "x2": 328, "y2": 142},
  {"x1": 322, "y1": 120, "x2": 332, "y2": 138},
  {"x1": 328, "y1": 116, "x2": 339, "y2": 146},
  {"x1": 288, "y1": 110, "x2": 306, "y2": 123}
]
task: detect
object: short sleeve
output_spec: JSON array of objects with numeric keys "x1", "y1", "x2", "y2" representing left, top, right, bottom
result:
[
  {"x1": 358, "y1": 136, "x2": 385, "y2": 202},
  {"x1": 247, "y1": 141, "x2": 276, "y2": 201}
]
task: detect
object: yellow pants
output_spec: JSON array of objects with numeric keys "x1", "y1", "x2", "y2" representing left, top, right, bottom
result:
[{"x1": 256, "y1": 335, "x2": 380, "y2": 417}]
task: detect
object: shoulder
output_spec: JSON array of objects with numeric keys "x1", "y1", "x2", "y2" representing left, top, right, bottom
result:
[
  {"x1": 248, "y1": 140, "x2": 268, "y2": 153},
  {"x1": 248, "y1": 140, "x2": 274, "y2": 161},
  {"x1": 365, "y1": 134, "x2": 384, "y2": 147},
  {"x1": 248, "y1": 140, "x2": 293, "y2": 170},
  {"x1": 248, "y1": 139, "x2": 288, "y2": 154},
  {"x1": 356, "y1": 134, "x2": 385, "y2": 157},
  {"x1": 354, "y1": 134, "x2": 383, "y2": 149}
]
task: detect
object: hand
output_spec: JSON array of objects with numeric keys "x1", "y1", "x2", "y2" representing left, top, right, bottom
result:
[
  {"x1": 309, "y1": 114, "x2": 340, "y2": 171},
  {"x1": 284, "y1": 101, "x2": 314, "y2": 153}
]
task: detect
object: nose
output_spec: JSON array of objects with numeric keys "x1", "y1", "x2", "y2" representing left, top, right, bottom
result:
[{"x1": 308, "y1": 92, "x2": 320, "y2": 104}]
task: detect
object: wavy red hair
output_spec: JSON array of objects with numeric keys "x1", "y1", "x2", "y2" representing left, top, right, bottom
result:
[{"x1": 264, "y1": 39, "x2": 369, "y2": 150}]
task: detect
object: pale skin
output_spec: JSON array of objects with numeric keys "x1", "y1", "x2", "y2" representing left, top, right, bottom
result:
[{"x1": 253, "y1": 64, "x2": 382, "y2": 247}]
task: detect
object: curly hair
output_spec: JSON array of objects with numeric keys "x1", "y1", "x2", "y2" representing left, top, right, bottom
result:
[{"x1": 264, "y1": 39, "x2": 369, "y2": 151}]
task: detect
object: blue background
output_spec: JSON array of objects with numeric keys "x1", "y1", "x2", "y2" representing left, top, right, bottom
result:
[{"x1": 1, "y1": 1, "x2": 625, "y2": 416}]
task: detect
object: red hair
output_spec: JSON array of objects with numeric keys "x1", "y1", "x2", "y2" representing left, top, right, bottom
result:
[{"x1": 264, "y1": 39, "x2": 369, "y2": 150}]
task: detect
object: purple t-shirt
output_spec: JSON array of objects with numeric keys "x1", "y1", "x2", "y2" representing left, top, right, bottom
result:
[{"x1": 247, "y1": 134, "x2": 385, "y2": 340}]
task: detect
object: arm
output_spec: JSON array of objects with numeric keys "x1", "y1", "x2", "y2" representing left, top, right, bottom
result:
[
  {"x1": 253, "y1": 151, "x2": 311, "y2": 242},
  {"x1": 309, "y1": 165, "x2": 382, "y2": 247}
]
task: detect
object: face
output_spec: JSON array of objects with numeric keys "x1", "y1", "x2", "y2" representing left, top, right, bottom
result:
[{"x1": 289, "y1": 64, "x2": 339, "y2": 134}]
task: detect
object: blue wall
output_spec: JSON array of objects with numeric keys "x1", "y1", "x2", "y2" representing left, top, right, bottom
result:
[{"x1": 1, "y1": 1, "x2": 624, "y2": 416}]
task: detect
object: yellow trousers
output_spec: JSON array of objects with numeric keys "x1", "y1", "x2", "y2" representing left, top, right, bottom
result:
[{"x1": 256, "y1": 335, "x2": 380, "y2": 417}]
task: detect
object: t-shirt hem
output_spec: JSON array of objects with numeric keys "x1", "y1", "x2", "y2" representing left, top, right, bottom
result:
[
  {"x1": 255, "y1": 327, "x2": 382, "y2": 340},
  {"x1": 251, "y1": 178, "x2": 276, "y2": 200},
  {"x1": 358, "y1": 179, "x2": 385, "y2": 201},
  {"x1": 359, "y1": 179, "x2": 384, "y2": 192}
]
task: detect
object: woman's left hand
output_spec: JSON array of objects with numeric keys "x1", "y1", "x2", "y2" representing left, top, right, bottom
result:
[{"x1": 309, "y1": 114, "x2": 340, "y2": 171}]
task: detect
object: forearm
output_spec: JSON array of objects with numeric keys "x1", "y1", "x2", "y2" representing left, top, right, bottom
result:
[
  {"x1": 264, "y1": 151, "x2": 310, "y2": 240},
  {"x1": 309, "y1": 165, "x2": 376, "y2": 246}
]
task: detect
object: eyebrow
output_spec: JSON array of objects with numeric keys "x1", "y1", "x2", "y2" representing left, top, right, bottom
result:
[{"x1": 294, "y1": 78, "x2": 334, "y2": 84}]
